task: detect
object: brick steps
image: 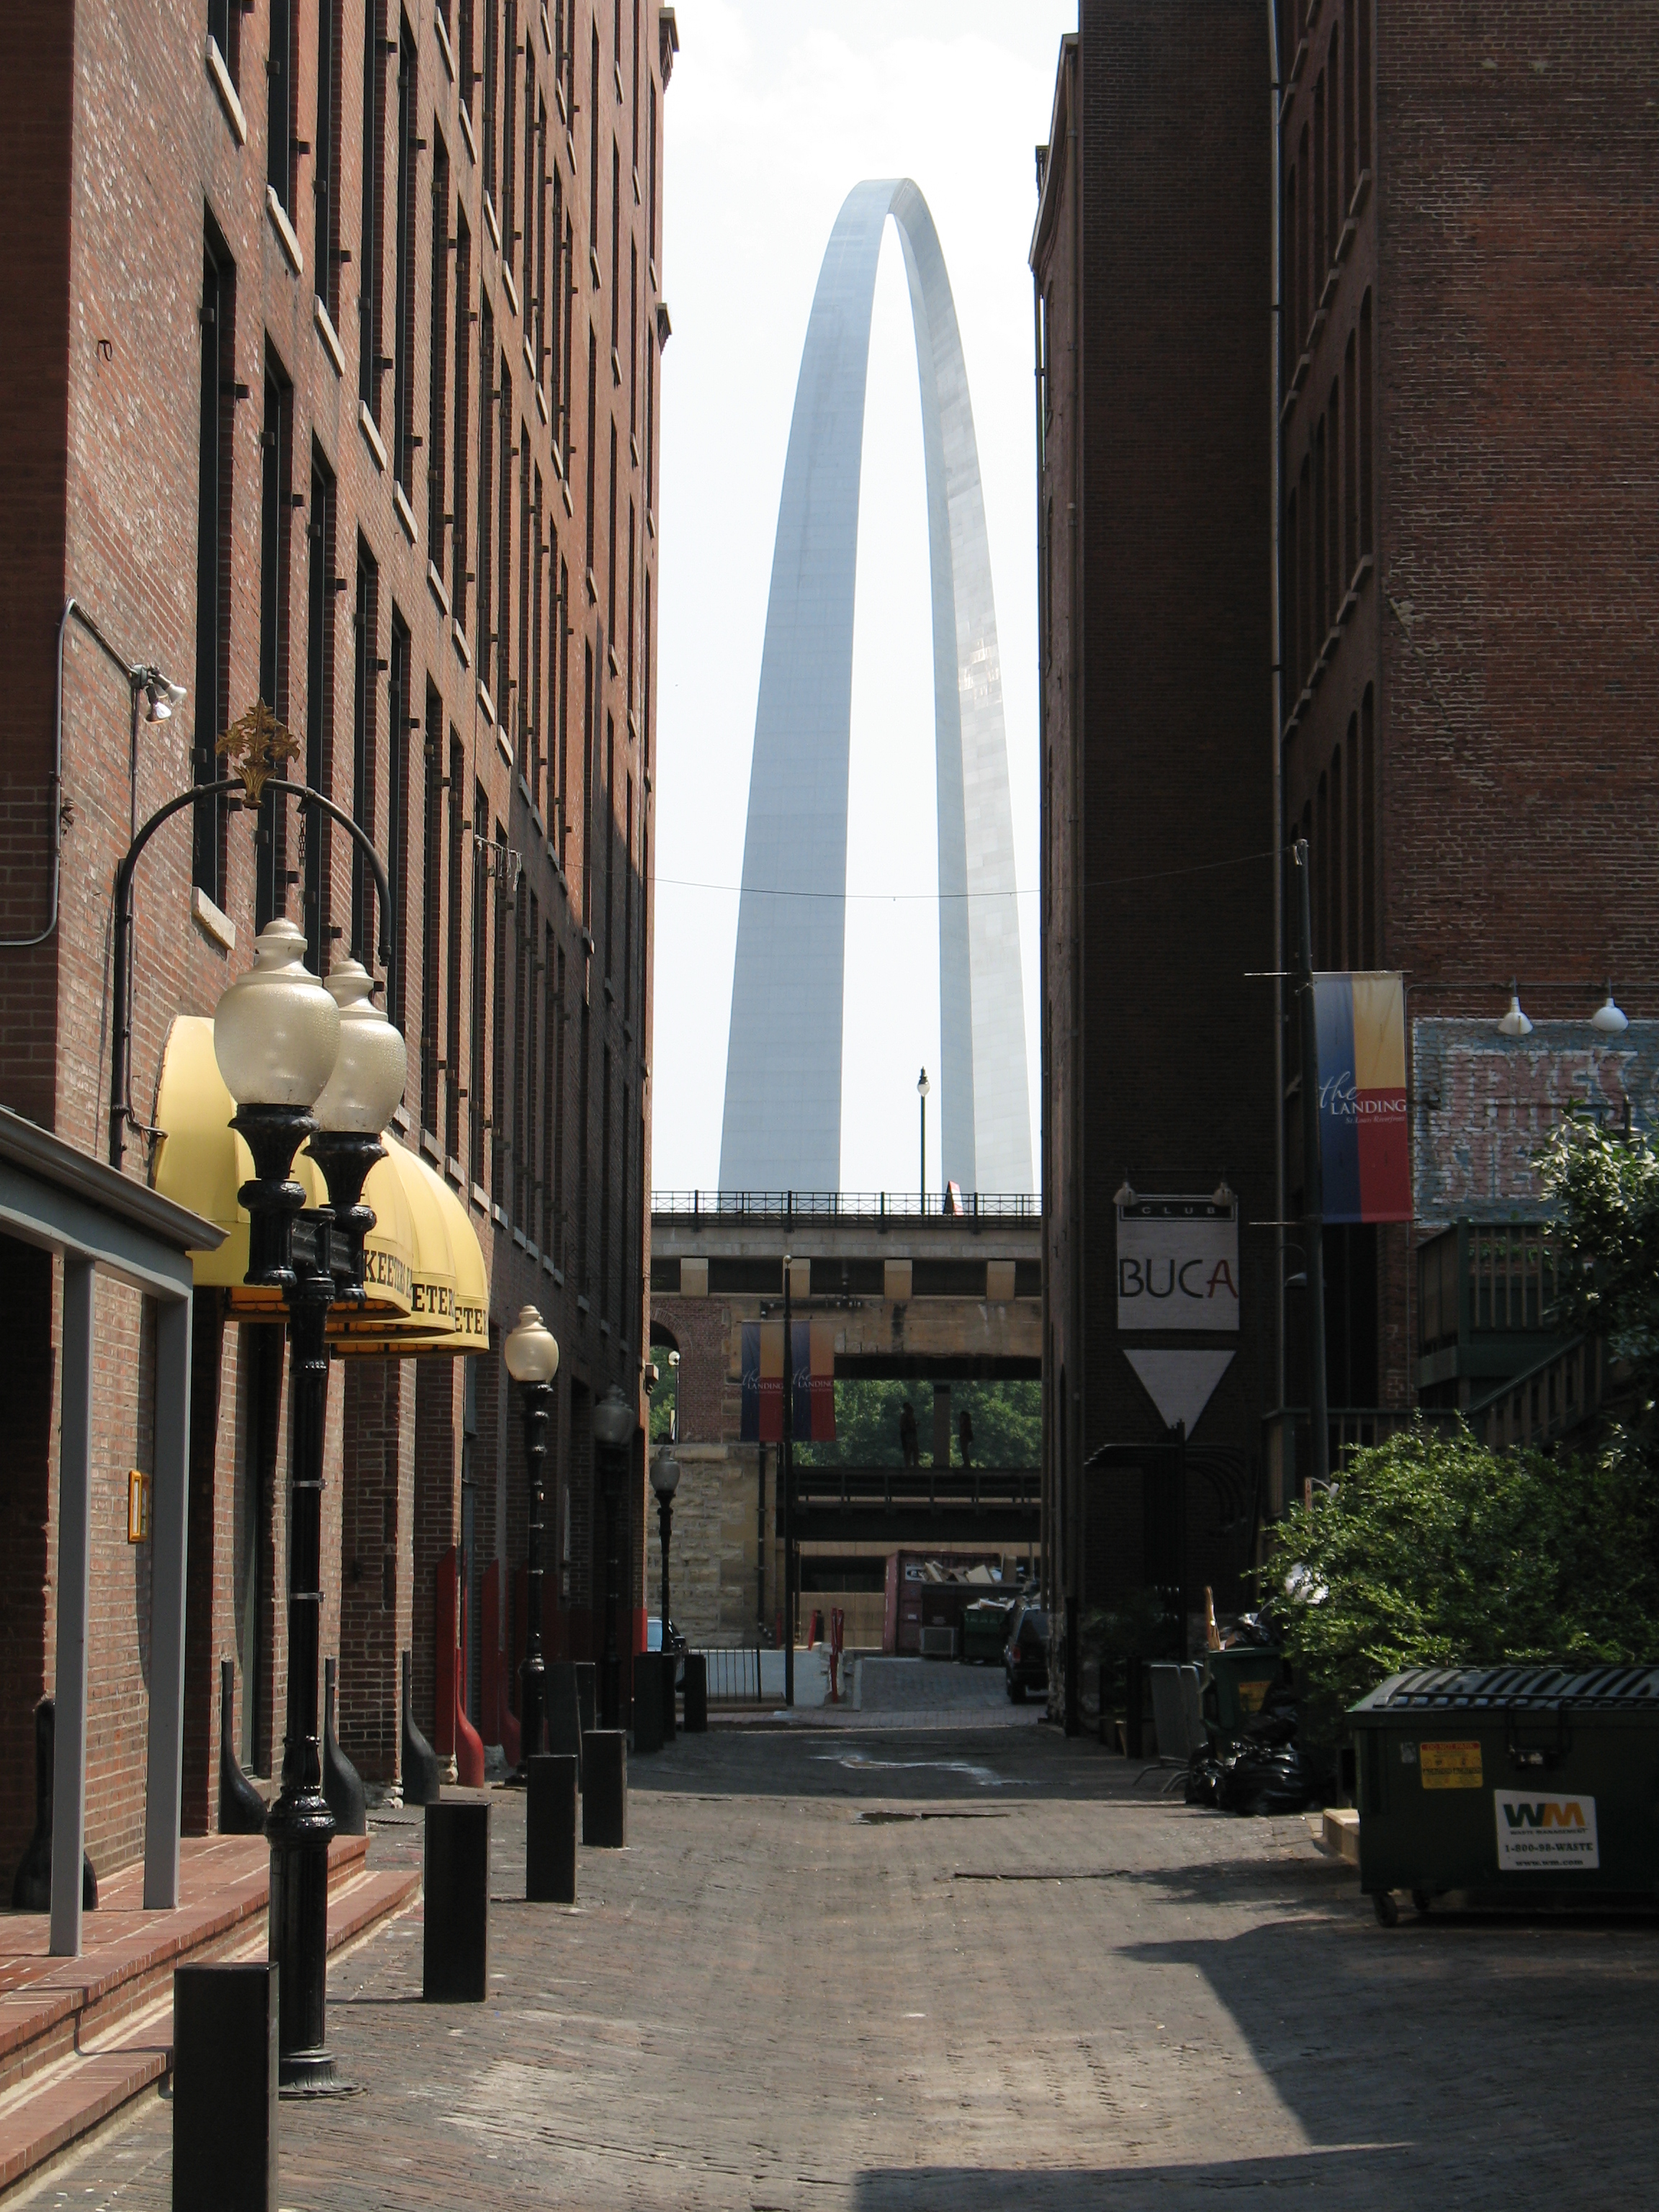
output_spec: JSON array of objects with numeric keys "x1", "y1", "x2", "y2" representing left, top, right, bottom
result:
[{"x1": 0, "y1": 1835, "x2": 418, "y2": 2193}]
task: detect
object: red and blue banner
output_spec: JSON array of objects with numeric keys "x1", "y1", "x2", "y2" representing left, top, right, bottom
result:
[
  {"x1": 739, "y1": 1320, "x2": 836, "y2": 1443},
  {"x1": 1313, "y1": 972, "x2": 1411, "y2": 1223}
]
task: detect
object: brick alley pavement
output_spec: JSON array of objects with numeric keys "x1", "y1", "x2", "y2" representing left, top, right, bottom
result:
[{"x1": 12, "y1": 1712, "x2": 1659, "y2": 2211}]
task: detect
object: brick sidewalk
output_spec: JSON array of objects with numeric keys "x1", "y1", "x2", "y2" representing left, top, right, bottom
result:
[{"x1": 12, "y1": 1725, "x2": 1659, "y2": 2210}]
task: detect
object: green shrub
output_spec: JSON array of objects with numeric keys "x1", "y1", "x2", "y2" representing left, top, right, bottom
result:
[{"x1": 1259, "y1": 1424, "x2": 1659, "y2": 1742}]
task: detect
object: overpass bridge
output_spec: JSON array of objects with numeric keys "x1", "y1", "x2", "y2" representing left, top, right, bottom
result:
[{"x1": 647, "y1": 1192, "x2": 1043, "y2": 1646}]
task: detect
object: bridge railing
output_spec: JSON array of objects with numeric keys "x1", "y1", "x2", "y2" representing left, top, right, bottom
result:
[
  {"x1": 651, "y1": 1190, "x2": 1041, "y2": 1220},
  {"x1": 793, "y1": 1465, "x2": 1040, "y2": 1514}
]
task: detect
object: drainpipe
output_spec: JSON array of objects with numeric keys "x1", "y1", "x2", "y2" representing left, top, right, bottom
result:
[
  {"x1": 1267, "y1": 4, "x2": 1287, "y2": 1420},
  {"x1": 1066, "y1": 45, "x2": 1085, "y2": 1740}
]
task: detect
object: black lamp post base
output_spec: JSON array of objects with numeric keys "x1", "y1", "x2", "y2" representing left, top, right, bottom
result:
[{"x1": 277, "y1": 2049, "x2": 355, "y2": 2099}]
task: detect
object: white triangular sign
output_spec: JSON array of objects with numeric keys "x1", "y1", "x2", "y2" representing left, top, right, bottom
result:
[{"x1": 1123, "y1": 1349, "x2": 1236, "y2": 1435}]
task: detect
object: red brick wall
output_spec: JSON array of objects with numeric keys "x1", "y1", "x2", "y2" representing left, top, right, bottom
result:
[{"x1": 0, "y1": 0, "x2": 665, "y2": 1868}]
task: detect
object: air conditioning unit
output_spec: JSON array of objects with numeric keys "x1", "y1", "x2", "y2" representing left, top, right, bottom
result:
[{"x1": 919, "y1": 1625, "x2": 957, "y2": 1660}]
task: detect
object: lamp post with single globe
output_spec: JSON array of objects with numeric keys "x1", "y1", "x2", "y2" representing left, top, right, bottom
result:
[
  {"x1": 591, "y1": 1385, "x2": 636, "y2": 1728},
  {"x1": 917, "y1": 1066, "x2": 930, "y2": 1208},
  {"x1": 212, "y1": 919, "x2": 406, "y2": 2092},
  {"x1": 650, "y1": 1450, "x2": 680, "y2": 1650},
  {"x1": 503, "y1": 1305, "x2": 560, "y2": 1778}
]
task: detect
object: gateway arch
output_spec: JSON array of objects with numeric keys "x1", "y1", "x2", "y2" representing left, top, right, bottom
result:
[{"x1": 718, "y1": 178, "x2": 1033, "y2": 1195}]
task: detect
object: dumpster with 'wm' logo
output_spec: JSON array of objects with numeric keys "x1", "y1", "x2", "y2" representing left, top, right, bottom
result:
[{"x1": 1349, "y1": 1665, "x2": 1659, "y2": 1925}]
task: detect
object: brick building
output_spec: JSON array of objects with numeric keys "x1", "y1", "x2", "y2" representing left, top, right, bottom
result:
[
  {"x1": 0, "y1": 0, "x2": 673, "y2": 1892},
  {"x1": 1034, "y1": 0, "x2": 1659, "y2": 1727}
]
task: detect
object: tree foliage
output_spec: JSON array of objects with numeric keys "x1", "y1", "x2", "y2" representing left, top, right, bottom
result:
[
  {"x1": 797, "y1": 1379, "x2": 1040, "y2": 1467},
  {"x1": 1537, "y1": 1115, "x2": 1659, "y2": 1398},
  {"x1": 1260, "y1": 1426, "x2": 1659, "y2": 1742}
]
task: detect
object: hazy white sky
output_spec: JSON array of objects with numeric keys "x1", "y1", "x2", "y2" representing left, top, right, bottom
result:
[{"x1": 652, "y1": 1, "x2": 1075, "y2": 1195}]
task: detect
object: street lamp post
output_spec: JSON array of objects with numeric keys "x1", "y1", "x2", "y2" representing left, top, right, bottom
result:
[
  {"x1": 591, "y1": 1385, "x2": 635, "y2": 1728},
  {"x1": 651, "y1": 1451, "x2": 680, "y2": 1646},
  {"x1": 503, "y1": 1306, "x2": 561, "y2": 1780},
  {"x1": 917, "y1": 1067, "x2": 930, "y2": 1207},
  {"x1": 212, "y1": 922, "x2": 407, "y2": 2093}
]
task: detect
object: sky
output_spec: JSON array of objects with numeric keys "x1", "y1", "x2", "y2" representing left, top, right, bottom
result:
[{"x1": 652, "y1": 1, "x2": 1076, "y2": 1196}]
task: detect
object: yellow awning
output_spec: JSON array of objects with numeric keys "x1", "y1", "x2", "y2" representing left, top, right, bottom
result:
[{"x1": 151, "y1": 1017, "x2": 488, "y2": 1354}]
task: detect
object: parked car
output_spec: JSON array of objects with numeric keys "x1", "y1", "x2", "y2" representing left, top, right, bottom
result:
[{"x1": 1004, "y1": 1604, "x2": 1050, "y2": 1701}]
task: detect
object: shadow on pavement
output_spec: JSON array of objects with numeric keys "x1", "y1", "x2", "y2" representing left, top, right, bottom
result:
[
  {"x1": 850, "y1": 2151, "x2": 1416, "y2": 2211},
  {"x1": 626, "y1": 1722, "x2": 1179, "y2": 1802}
]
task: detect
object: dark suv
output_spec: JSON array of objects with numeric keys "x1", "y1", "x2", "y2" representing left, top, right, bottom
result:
[{"x1": 1004, "y1": 1604, "x2": 1049, "y2": 1701}]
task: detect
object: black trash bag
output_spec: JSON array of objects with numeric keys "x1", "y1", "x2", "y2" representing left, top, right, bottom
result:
[
  {"x1": 1244, "y1": 1679, "x2": 1300, "y2": 1747},
  {"x1": 1223, "y1": 1740, "x2": 1313, "y2": 1815},
  {"x1": 1228, "y1": 1611, "x2": 1278, "y2": 1649}
]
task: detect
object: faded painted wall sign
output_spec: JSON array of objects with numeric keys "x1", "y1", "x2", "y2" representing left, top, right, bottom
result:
[
  {"x1": 1411, "y1": 1020, "x2": 1659, "y2": 1223},
  {"x1": 1116, "y1": 1194, "x2": 1240, "y2": 1334}
]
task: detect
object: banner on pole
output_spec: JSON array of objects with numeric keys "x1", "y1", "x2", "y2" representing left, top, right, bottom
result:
[
  {"x1": 739, "y1": 1320, "x2": 837, "y2": 1442},
  {"x1": 1313, "y1": 971, "x2": 1411, "y2": 1222}
]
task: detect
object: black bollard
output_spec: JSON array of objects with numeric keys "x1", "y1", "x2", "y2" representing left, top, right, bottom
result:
[
  {"x1": 526, "y1": 1754, "x2": 578, "y2": 1903},
  {"x1": 661, "y1": 1653, "x2": 678, "y2": 1744},
  {"x1": 172, "y1": 1962, "x2": 278, "y2": 2211},
  {"x1": 219, "y1": 1660, "x2": 268, "y2": 1835},
  {"x1": 11, "y1": 1699, "x2": 96, "y2": 1912},
  {"x1": 682, "y1": 1652, "x2": 708, "y2": 1734},
  {"x1": 546, "y1": 1660, "x2": 584, "y2": 1786},
  {"x1": 422, "y1": 1801, "x2": 490, "y2": 2002},
  {"x1": 631, "y1": 1657, "x2": 663, "y2": 1755},
  {"x1": 323, "y1": 1659, "x2": 367, "y2": 1836},
  {"x1": 401, "y1": 1650, "x2": 444, "y2": 1807},
  {"x1": 581, "y1": 1730, "x2": 627, "y2": 1848}
]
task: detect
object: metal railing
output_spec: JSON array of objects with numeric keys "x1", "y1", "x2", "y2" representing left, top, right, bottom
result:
[
  {"x1": 793, "y1": 1464, "x2": 1040, "y2": 1514},
  {"x1": 691, "y1": 1646, "x2": 767, "y2": 1704},
  {"x1": 651, "y1": 1190, "x2": 1041, "y2": 1220},
  {"x1": 1465, "y1": 1335, "x2": 1602, "y2": 1453}
]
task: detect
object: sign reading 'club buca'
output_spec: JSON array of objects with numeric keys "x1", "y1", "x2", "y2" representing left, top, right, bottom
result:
[{"x1": 1116, "y1": 1195, "x2": 1241, "y2": 1333}]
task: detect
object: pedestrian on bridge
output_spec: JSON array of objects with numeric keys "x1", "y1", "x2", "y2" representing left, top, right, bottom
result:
[
  {"x1": 958, "y1": 1408, "x2": 974, "y2": 1467},
  {"x1": 899, "y1": 1400, "x2": 920, "y2": 1466}
]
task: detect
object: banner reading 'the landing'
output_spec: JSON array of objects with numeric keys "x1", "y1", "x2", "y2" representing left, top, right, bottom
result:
[{"x1": 1313, "y1": 972, "x2": 1411, "y2": 1223}]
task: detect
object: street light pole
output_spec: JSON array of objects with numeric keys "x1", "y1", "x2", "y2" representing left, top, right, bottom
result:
[
  {"x1": 651, "y1": 1451, "x2": 680, "y2": 1640},
  {"x1": 213, "y1": 923, "x2": 407, "y2": 2093},
  {"x1": 781, "y1": 1251, "x2": 793, "y2": 1708},
  {"x1": 1292, "y1": 840, "x2": 1331, "y2": 1498},
  {"x1": 504, "y1": 1307, "x2": 561, "y2": 1779},
  {"x1": 591, "y1": 1385, "x2": 635, "y2": 1729},
  {"x1": 917, "y1": 1067, "x2": 930, "y2": 1207}
]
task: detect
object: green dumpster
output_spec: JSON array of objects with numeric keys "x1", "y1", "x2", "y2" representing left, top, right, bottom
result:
[
  {"x1": 1200, "y1": 1647, "x2": 1287, "y2": 1743},
  {"x1": 1350, "y1": 1665, "x2": 1659, "y2": 1925},
  {"x1": 963, "y1": 1600, "x2": 1015, "y2": 1665}
]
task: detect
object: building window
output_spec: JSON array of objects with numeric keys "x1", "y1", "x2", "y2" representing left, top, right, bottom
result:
[
  {"x1": 459, "y1": 0, "x2": 475, "y2": 123},
  {"x1": 269, "y1": 0, "x2": 297, "y2": 217},
  {"x1": 194, "y1": 231, "x2": 235, "y2": 906},
  {"x1": 386, "y1": 611, "x2": 411, "y2": 1033},
  {"x1": 421, "y1": 683, "x2": 444, "y2": 1138},
  {"x1": 599, "y1": 1043, "x2": 612, "y2": 1318},
  {"x1": 542, "y1": 923, "x2": 558, "y2": 1257},
  {"x1": 1328, "y1": 743, "x2": 1342, "y2": 967},
  {"x1": 645, "y1": 331, "x2": 655, "y2": 511},
  {"x1": 1359, "y1": 289, "x2": 1374, "y2": 557},
  {"x1": 1327, "y1": 24, "x2": 1342, "y2": 251},
  {"x1": 1313, "y1": 70, "x2": 1326, "y2": 284},
  {"x1": 603, "y1": 714, "x2": 614, "y2": 979},
  {"x1": 642, "y1": 567, "x2": 651, "y2": 776},
  {"x1": 490, "y1": 824, "x2": 508, "y2": 1208},
  {"x1": 551, "y1": 942, "x2": 565, "y2": 1262},
  {"x1": 513, "y1": 882, "x2": 531, "y2": 1225},
  {"x1": 502, "y1": 1, "x2": 518, "y2": 291},
  {"x1": 496, "y1": 359, "x2": 513, "y2": 714},
  {"x1": 1283, "y1": 489, "x2": 1298, "y2": 706},
  {"x1": 1285, "y1": 163, "x2": 1298, "y2": 375},
  {"x1": 359, "y1": 1, "x2": 388, "y2": 417},
  {"x1": 1344, "y1": 710, "x2": 1360, "y2": 970},
  {"x1": 585, "y1": 325, "x2": 597, "y2": 577},
  {"x1": 446, "y1": 734, "x2": 465, "y2": 1159},
  {"x1": 531, "y1": 463, "x2": 544, "y2": 806},
  {"x1": 623, "y1": 772, "x2": 633, "y2": 1022},
  {"x1": 610, "y1": 139, "x2": 621, "y2": 356},
  {"x1": 648, "y1": 81, "x2": 657, "y2": 271},
  {"x1": 315, "y1": 0, "x2": 342, "y2": 320},
  {"x1": 557, "y1": 554, "x2": 570, "y2": 855},
  {"x1": 1342, "y1": 336, "x2": 1357, "y2": 580},
  {"x1": 629, "y1": 239, "x2": 638, "y2": 437},
  {"x1": 303, "y1": 450, "x2": 337, "y2": 972},
  {"x1": 1360, "y1": 685, "x2": 1376, "y2": 966},
  {"x1": 606, "y1": 420, "x2": 618, "y2": 639},
  {"x1": 256, "y1": 354, "x2": 294, "y2": 932},
  {"x1": 581, "y1": 638, "x2": 593, "y2": 926},
  {"x1": 536, "y1": 95, "x2": 550, "y2": 407},
  {"x1": 1357, "y1": 0, "x2": 1372, "y2": 176},
  {"x1": 477, "y1": 302, "x2": 495, "y2": 680},
  {"x1": 589, "y1": 24, "x2": 601, "y2": 248},
  {"x1": 351, "y1": 543, "x2": 380, "y2": 963},
  {"x1": 625, "y1": 498, "x2": 635, "y2": 708},
  {"x1": 207, "y1": 0, "x2": 240, "y2": 86},
  {"x1": 482, "y1": 0, "x2": 499, "y2": 217},
  {"x1": 518, "y1": 438, "x2": 533, "y2": 771},
  {"x1": 428, "y1": 132, "x2": 451, "y2": 555},
  {"x1": 392, "y1": 19, "x2": 418, "y2": 495},
  {"x1": 452, "y1": 214, "x2": 472, "y2": 626},
  {"x1": 469, "y1": 781, "x2": 489, "y2": 1183},
  {"x1": 549, "y1": 171, "x2": 565, "y2": 447},
  {"x1": 577, "y1": 999, "x2": 590, "y2": 1289}
]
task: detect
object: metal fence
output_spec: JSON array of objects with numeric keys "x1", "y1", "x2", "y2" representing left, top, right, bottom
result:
[
  {"x1": 651, "y1": 1190, "x2": 1040, "y2": 1220},
  {"x1": 692, "y1": 1646, "x2": 768, "y2": 1704}
]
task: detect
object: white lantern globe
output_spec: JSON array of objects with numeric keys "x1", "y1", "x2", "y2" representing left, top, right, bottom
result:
[
  {"x1": 310, "y1": 959, "x2": 408, "y2": 1133},
  {"x1": 212, "y1": 918, "x2": 341, "y2": 1110},
  {"x1": 504, "y1": 1304, "x2": 561, "y2": 1385}
]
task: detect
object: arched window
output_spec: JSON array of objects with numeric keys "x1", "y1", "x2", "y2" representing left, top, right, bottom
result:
[
  {"x1": 1313, "y1": 71, "x2": 1327, "y2": 284},
  {"x1": 1344, "y1": 710, "x2": 1361, "y2": 965},
  {"x1": 1359, "y1": 289, "x2": 1375, "y2": 556},
  {"x1": 1360, "y1": 685, "x2": 1377, "y2": 965},
  {"x1": 1343, "y1": 331, "x2": 1358, "y2": 579}
]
